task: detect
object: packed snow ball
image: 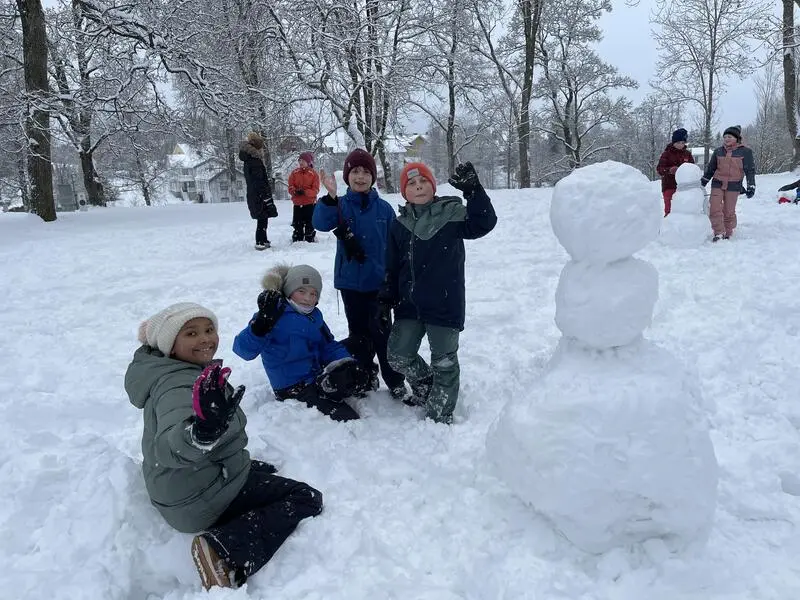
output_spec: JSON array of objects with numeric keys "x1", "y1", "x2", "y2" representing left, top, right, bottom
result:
[
  {"x1": 486, "y1": 338, "x2": 719, "y2": 554},
  {"x1": 554, "y1": 257, "x2": 658, "y2": 348},
  {"x1": 675, "y1": 162, "x2": 703, "y2": 188},
  {"x1": 550, "y1": 161, "x2": 662, "y2": 265}
]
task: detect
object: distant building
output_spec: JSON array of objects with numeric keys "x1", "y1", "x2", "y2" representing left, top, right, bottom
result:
[
  {"x1": 688, "y1": 146, "x2": 706, "y2": 171},
  {"x1": 167, "y1": 143, "x2": 245, "y2": 204}
]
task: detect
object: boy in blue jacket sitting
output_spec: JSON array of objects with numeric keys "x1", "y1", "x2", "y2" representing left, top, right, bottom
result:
[
  {"x1": 233, "y1": 263, "x2": 370, "y2": 422},
  {"x1": 377, "y1": 162, "x2": 497, "y2": 424}
]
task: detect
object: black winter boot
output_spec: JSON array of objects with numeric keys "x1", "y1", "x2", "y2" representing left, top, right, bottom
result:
[{"x1": 407, "y1": 375, "x2": 433, "y2": 407}]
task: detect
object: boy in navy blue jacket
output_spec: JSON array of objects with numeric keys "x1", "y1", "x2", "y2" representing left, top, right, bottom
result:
[
  {"x1": 233, "y1": 264, "x2": 370, "y2": 422},
  {"x1": 312, "y1": 149, "x2": 407, "y2": 401},
  {"x1": 377, "y1": 162, "x2": 497, "y2": 424}
]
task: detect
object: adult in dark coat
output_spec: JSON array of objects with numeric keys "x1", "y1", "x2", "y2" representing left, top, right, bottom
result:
[{"x1": 239, "y1": 132, "x2": 278, "y2": 250}]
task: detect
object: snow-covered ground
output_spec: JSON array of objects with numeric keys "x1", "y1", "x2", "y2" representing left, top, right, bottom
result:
[{"x1": 2, "y1": 175, "x2": 800, "y2": 599}]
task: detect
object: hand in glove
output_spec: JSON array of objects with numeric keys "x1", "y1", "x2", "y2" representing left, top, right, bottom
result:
[
  {"x1": 318, "y1": 358, "x2": 370, "y2": 396},
  {"x1": 251, "y1": 290, "x2": 286, "y2": 337},
  {"x1": 192, "y1": 362, "x2": 245, "y2": 444},
  {"x1": 333, "y1": 226, "x2": 367, "y2": 264},
  {"x1": 745, "y1": 185, "x2": 755, "y2": 199},
  {"x1": 294, "y1": 189, "x2": 305, "y2": 196},
  {"x1": 700, "y1": 177, "x2": 709, "y2": 187},
  {"x1": 668, "y1": 166, "x2": 678, "y2": 175},
  {"x1": 373, "y1": 302, "x2": 393, "y2": 338},
  {"x1": 448, "y1": 161, "x2": 481, "y2": 196},
  {"x1": 778, "y1": 182, "x2": 797, "y2": 192}
]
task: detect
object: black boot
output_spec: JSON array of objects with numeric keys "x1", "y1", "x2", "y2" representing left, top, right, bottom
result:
[{"x1": 407, "y1": 375, "x2": 433, "y2": 407}]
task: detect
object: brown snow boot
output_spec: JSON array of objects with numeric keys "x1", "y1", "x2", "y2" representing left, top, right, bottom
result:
[{"x1": 191, "y1": 535, "x2": 234, "y2": 591}]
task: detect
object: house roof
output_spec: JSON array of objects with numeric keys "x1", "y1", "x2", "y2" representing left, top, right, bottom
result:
[
  {"x1": 168, "y1": 143, "x2": 213, "y2": 168},
  {"x1": 322, "y1": 131, "x2": 427, "y2": 155}
]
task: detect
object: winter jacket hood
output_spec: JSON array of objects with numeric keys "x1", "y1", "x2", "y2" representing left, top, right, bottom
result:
[
  {"x1": 398, "y1": 196, "x2": 468, "y2": 241},
  {"x1": 238, "y1": 141, "x2": 263, "y2": 162},
  {"x1": 125, "y1": 345, "x2": 250, "y2": 533}
]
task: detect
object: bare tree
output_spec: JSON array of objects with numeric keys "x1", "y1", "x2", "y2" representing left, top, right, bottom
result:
[
  {"x1": 534, "y1": 0, "x2": 636, "y2": 170},
  {"x1": 782, "y1": 0, "x2": 800, "y2": 169},
  {"x1": 472, "y1": 0, "x2": 544, "y2": 188},
  {"x1": 14, "y1": 0, "x2": 55, "y2": 221},
  {"x1": 651, "y1": 0, "x2": 773, "y2": 162},
  {"x1": 746, "y1": 63, "x2": 792, "y2": 173}
]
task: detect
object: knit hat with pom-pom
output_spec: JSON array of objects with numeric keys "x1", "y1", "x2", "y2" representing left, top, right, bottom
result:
[
  {"x1": 137, "y1": 302, "x2": 218, "y2": 356},
  {"x1": 723, "y1": 125, "x2": 742, "y2": 142},
  {"x1": 261, "y1": 263, "x2": 323, "y2": 298}
]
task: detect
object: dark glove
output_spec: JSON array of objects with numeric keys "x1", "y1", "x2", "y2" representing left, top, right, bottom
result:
[
  {"x1": 373, "y1": 302, "x2": 393, "y2": 338},
  {"x1": 263, "y1": 198, "x2": 278, "y2": 218},
  {"x1": 333, "y1": 225, "x2": 366, "y2": 263},
  {"x1": 700, "y1": 177, "x2": 709, "y2": 187},
  {"x1": 745, "y1": 185, "x2": 755, "y2": 199},
  {"x1": 320, "y1": 194, "x2": 338, "y2": 207},
  {"x1": 191, "y1": 362, "x2": 245, "y2": 444},
  {"x1": 448, "y1": 161, "x2": 481, "y2": 196},
  {"x1": 318, "y1": 358, "x2": 369, "y2": 396},
  {"x1": 668, "y1": 166, "x2": 678, "y2": 175},
  {"x1": 295, "y1": 189, "x2": 305, "y2": 196},
  {"x1": 251, "y1": 290, "x2": 286, "y2": 337},
  {"x1": 251, "y1": 460, "x2": 278, "y2": 474},
  {"x1": 778, "y1": 183, "x2": 796, "y2": 192}
]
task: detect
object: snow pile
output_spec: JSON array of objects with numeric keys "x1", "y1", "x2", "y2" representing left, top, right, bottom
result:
[
  {"x1": 488, "y1": 161, "x2": 719, "y2": 554},
  {"x1": 660, "y1": 163, "x2": 709, "y2": 247}
]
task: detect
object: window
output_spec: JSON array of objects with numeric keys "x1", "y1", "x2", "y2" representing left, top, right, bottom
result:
[
  {"x1": 182, "y1": 168, "x2": 192, "y2": 176},
  {"x1": 219, "y1": 181, "x2": 229, "y2": 191},
  {"x1": 221, "y1": 196, "x2": 230, "y2": 203},
  {"x1": 236, "y1": 180, "x2": 243, "y2": 188}
]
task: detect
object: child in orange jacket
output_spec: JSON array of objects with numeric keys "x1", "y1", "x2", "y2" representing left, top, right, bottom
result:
[{"x1": 288, "y1": 152, "x2": 321, "y2": 242}]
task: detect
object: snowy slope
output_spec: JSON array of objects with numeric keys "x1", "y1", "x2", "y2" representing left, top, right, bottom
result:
[{"x1": 2, "y1": 176, "x2": 800, "y2": 600}]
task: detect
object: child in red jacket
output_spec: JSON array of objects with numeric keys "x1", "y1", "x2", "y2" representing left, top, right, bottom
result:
[
  {"x1": 656, "y1": 128, "x2": 694, "y2": 217},
  {"x1": 288, "y1": 152, "x2": 321, "y2": 242}
]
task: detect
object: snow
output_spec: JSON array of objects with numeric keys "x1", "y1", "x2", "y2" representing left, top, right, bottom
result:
[
  {"x1": 555, "y1": 258, "x2": 658, "y2": 348},
  {"x1": 550, "y1": 161, "x2": 662, "y2": 265},
  {"x1": 660, "y1": 163, "x2": 709, "y2": 248},
  {"x1": 3, "y1": 174, "x2": 800, "y2": 598},
  {"x1": 486, "y1": 337, "x2": 718, "y2": 554}
]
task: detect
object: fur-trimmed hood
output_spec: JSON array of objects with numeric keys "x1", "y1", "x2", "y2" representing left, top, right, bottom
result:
[
  {"x1": 261, "y1": 263, "x2": 291, "y2": 292},
  {"x1": 239, "y1": 141, "x2": 264, "y2": 162}
]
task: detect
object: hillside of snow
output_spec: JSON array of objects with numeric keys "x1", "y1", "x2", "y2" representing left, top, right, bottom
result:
[{"x1": 2, "y1": 175, "x2": 800, "y2": 599}]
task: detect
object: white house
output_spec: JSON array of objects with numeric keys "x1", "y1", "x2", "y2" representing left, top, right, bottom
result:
[{"x1": 167, "y1": 143, "x2": 245, "y2": 204}]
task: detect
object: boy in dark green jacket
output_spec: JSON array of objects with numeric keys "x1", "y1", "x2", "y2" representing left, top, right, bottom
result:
[
  {"x1": 377, "y1": 162, "x2": 497, "y2": 424},
  {"x1": 125, "y1": 302, "x2": 322, "y2": 590}
]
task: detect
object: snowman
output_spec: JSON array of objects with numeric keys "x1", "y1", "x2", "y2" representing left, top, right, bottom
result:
[
  {"x1": 659, "y1": 162, "x2": 708, "y2": 247},
  {"x1": 486, "y1": 161, "x2": 719, "y2": 554}
]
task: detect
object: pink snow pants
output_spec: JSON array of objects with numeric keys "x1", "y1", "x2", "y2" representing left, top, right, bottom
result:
[{"x1": 709, "y1": 188, "x2": 739, "y2": 236}]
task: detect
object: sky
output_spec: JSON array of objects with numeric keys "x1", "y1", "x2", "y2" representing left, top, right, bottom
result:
[{"x1": 597, "y1": 0, "x2": 767, "y2": 134}]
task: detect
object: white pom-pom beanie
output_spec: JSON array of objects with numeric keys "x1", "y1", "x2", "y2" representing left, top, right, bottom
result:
[{"x1": 137, "y1": 302, "x2": 218, "y2": 356}]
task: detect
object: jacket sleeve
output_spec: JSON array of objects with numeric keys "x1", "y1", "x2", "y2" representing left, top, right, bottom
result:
[
  {"x1": 778, "y1": 178, "x2": 800, "y2": 192},
  {"x1": 379, "y1": 223, "x2": 400, "y2": 304},
  {"x1": 232, "y1": 318, "x2": 268, "y2": 360},
  {"x1": 703, "y1": 151, "x2": 718, "y2": 181},
  {"x1": 743, "y1": 148, "x2": 756, "y2": 188},
  {"x1": 287, "y1": 170, "x2": 298, "y2": 195},
  {"x1": 313, "y1": 199, "x2": 340, "y2": 231},
  {"x1": 151, "y1": 385, "x2": 218, "y2": 468},
  {"x1": 460, "y1": 186, "x2": 498, "y2": 240},
  {"x1": 320, "y1": 322, "x2": 351, "y2": 365},
  {"x1": 656, "y1": 151, "x2": 671, "y2": 177}
]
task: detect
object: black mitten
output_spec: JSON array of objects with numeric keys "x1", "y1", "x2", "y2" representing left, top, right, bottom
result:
[
  {"x1": 318, "y1": 359, "x2": 369, "y2": 396},
  {"x1": 448, "y1": 161, "x2": 481, "y2": 196},
  {"x1": 191, "y1": 363, "x2": 245, "y2": 444},
  {"x1": 251, "y1": 290, "x2": 286, "y2": 337},
  {"x1": 745, "y1": 185, "x2": 755, "y2": 199},
  {"x1": 373, "y1": 302, "x2": 393, "y2": 338},
  {"x1": 333, "y1": 226, "x2": 367, "y2": 264},
  {"x1": 295, "y1": 189, "x2": 305, "y2": 196},
  {"x1": 700, "y1": 177, "x2": 709, "y2": 187}
]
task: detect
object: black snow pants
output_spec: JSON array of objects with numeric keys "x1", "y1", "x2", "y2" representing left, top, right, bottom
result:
[{"x1": 203, "y1": 460, "x2": 323, "y2": 585}]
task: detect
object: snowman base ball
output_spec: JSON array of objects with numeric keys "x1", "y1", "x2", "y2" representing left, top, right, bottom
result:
[
  {"x1": 659, "y1": 213, "x2": 709, "y2": 248},
  {"x1": 486, "y1": 337, "x2": 719, "y2": 554}
]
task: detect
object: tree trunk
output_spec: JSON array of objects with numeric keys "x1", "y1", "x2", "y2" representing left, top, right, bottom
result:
[
  {"x1": 79, "y1": 149, "x2": 106, "y2": 206},
  {"x1": 134, "y1": 155, "x2": 151, "y2": 206},
  {"x1": 783, "y1": 0, "x2": 800, "y2": 170},
  {"x1": 17, "y1": 151, "x2": 30, "y2": 210},
  {"x1": 16, "y1": 0, "x2": 55, "y2": 221},
  {"x1": 375, "y1": 138, "x2": 394, "y2": 193},
  {"x1": 516, "y1": 0, "x2": 543, "y2": 188}
]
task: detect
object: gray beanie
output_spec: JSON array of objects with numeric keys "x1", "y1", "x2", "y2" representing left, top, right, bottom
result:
[
  {"x1": 282, "y1": 264, "x2": 323, "y2": 298},
  {"x1": 137, "y1": 302, "x2": 218, "y2": 356}
]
